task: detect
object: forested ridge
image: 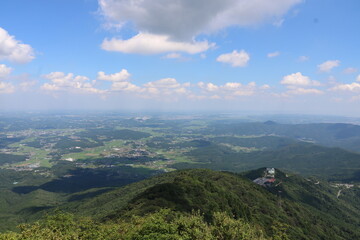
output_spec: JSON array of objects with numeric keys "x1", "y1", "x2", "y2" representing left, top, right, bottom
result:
[{"x1": 1, "y1": 169, "x2": 359, "y2": 239}]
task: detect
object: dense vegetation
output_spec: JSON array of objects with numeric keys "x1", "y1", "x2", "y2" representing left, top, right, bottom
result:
[
  {"x1": 3, "y1": 169, "x2": 357, "y2": 240},
  {"x1": 0, "y1": 163, "x2": 160, "y2": 232},
  {"x1": 0, "y1": 210, "x2": 270, "y2": 240},
  {"x1": 171, "y1": 141, "x2": 360, "y2": 181},
  {"x1": 202, "y1": 121, "x2": 360, "y2": 152},
  {"x1": 211, "y1": 136, "x2": 298, "y2": 150},
  {"x1": 0, "y1": 153, "x2": 26, "y2": 165}
]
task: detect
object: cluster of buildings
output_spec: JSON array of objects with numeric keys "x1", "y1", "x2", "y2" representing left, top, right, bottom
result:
[
  {"x1": 7, "y1": 162, "x2": 40, "y2": 171},
  {"x1": 253, "y1": 168, "x2": 276, "y2": 187},
  {"x1": 332, "y1": 183, "x2": 355, "y2": 189}
]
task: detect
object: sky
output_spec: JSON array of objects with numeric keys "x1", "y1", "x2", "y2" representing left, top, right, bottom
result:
[{"x1": 0, "y1": 0, "x2": 360, "y2": 115}]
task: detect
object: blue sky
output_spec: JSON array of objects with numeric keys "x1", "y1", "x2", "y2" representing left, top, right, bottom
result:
[{"x1": 0, "y1": 0, "x2": 360, "y2": 115}]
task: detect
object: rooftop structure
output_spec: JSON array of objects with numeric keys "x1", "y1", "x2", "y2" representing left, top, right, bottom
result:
[{"x1": 253, "y1": 168, "x2": 276, "y2": 187}]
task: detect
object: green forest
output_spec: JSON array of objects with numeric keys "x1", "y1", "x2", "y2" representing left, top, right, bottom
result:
[{"x1": 1, "y1": 169, "x2": 360, "y2": 239}]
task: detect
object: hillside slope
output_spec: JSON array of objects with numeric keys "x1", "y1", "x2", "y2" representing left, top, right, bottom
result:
[
  {"x1": 51, "y1": 169, "x2": 360, "y2": 240},
  {"x1": 171, "y1": 142, "x2": 360, "y2": 181},
  {"x1": 203, "y1": 121, "x2": 360, "y2": 152}
]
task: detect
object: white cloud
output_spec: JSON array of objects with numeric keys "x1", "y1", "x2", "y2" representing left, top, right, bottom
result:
[
  {"x1": 217, "y1": 50, "x2": 250, "y2": 67},
  {"x1": 318, "y1": 60, "x2": 340, "y2": 72},
  {"x1": 222, "y1": 82, "x2": 243, "y2": 90},
  {"x1": 187, "y1": 94, "x2": 207, "y2": 100},
  {"x1": 329, "y1": 75, "x2": 360, "y2": 93},
  {"x1": 0, "y1": 27, "x2": 35, "y2": 63},
  {"x1": 261, "y1": 84, "x2": 271, "y2": 89},
  {"x1": 111, "y1": 81, "x2": 141, "y2": 92},
  {"x1": 144, "y1": 78, "x2": 182, "y2": 89},
  {"x1": 197, "y1": 81, "x2": 259, "y2": 98},
  {"x1": 286, "y1": 87, "x2": 323, "y2": 95},
  {"x1": 330, "y1": 82, "x2": 360, "y2": 92},
  {"x1": 273, "y1": 18, "x2": 284, "y2": 27},
  {"x1": 0, "y1": 64, "x2": 12, "y2": 78},
  {"x1": 280, "y1": 73, "x2": 323, "y2": 96},
  {"x1": 0, "y1": 81, "x2": 15, "y2": 94},
  {"x1": 140, "y1": 78, "x2": 191, "y2": 97},
  {"x1": 343, "y1": 67, "x2": 358, "y2": 74},
  {"x1": 163, "y1": 53, "x2": 182, "y2": 59},
  {"x1": 110, "y1": 77, "x2": 191, "y2": 99},
  {"x1": 327, "y1": 75, "x2": 337, "y2": 85},
  {"x1": 198, "y1": 82, "x2": 219, "y2": 92},
  {"x1": 224, "y1": 82, "x2": 257, "y2": 96},
  {"x1": 210, "y1": 94, "x2": 221, "y2": 99},
  {"x1": 281, "y1": 72, "x2": 320, "y2": 86},
  {"x1": 97, "y1": 69, "x2": 130, "y2": 82},
  {"x1": 101, "y1": 33, "x2": 214, "y2": 54},
  {"x1": 99, "y1": 0, "x2": 302, "y2": 40},
  {"x1": 41, "y1": 72, "x2": 105, "y2": 94},
  {"x1": 298, "y1": 56, "x2": 309, "y2": 62},
  {"x1": 19, "y1": 81, "x2": 37, "y2": 92},
  {"x1": 39, "y1": 71, "x2": 198, "y2": 100},
  {"x1": 99, "y1": 0, "x2": 301, "y2": 55},
  {"x1": 267, "y1": 51, "x2": 280, "y2": 58}
]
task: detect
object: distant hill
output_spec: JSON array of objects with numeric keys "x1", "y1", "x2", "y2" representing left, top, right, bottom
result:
[
  {"x1": 200, "y1": 121, "x2": 360, "y2": 152},
  {"x1": 171, "y1": 141, "x2": 360, "y2": 182}
]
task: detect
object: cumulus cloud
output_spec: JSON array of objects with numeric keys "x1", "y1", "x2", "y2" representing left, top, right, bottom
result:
[
  {"x1": 142, "y1": 78, "x2": 190, "y2": 96},
  {"x1": 198, "y1": 82, "x2": 219, "y2": 92},
  {"x1": 111, "y1": 81, "x2": 141, "y2": 92},
  {"x1": 217, "y1": 50, "x2": 250, "y2": 67},
  {"x1": 267, "y1": 51, "x2": 280, "y2": 58},
  {"x1": 41, "y1": 72, "x2": 105, "y2": 94},
  {"x1": 144, "y1": 78, "x2": 182, "y2": 89},
  {"x1": 281, "y1": 72, "x2": 320, "y2": 86},
  {"x1": 318, "y1": 60, "x2": 340, "y2": 72},
  {"x1": 0, "y1": 64, "x2": 12, "y2": 78},
  {"x1": 109, "y1": 77, "x2": 191, "y2": 99},
  {"x1": 0, "y1": 81, "x2": 15, "y2": 94},
  {"x1": 98, "y1": 0, "x2": 302, "y2": 40},
  {"x1": 329, "y1": 75, "x2": 360, "y2": 94},
  {"x1": 280, "y1": 72, "x2": 323, "y2": 96},
  {"x1": 98, "y1": 0, "x2": 302, "y2": 55},
  {"x1": 39, "y1": 70, "x2": 256, "y2": 101},
  {"x1": 0, "y1": 27, "x2": 35, "y2": 63},
  {"x1": 97, "y1": 69, "x2": 130, "y2": 81},
  {"x1": 330, "y1": 82, "x2": 360, "y2": 92},
  {"x1": 101, "y1": 33, "x2": 214, "y2": 54},
  {"x1": 198, "y1": 81, "x2": 259, "y2": 98}
]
